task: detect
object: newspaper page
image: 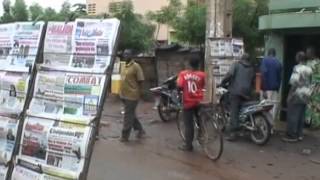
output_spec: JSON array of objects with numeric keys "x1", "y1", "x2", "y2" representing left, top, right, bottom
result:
[
  {"x1": 0, "y1": 165, "x2": 8, "y2": 180},
  {"x1": 71, "y1": 18, "x2": 120, "y2": 73},
  {"x1": 0, "y1": 71, "x2": 29, "y2": 115},
  {"x1": 0, "y1": 24, "x2": 14, "y2": 66},
  {"x1": 41, "y1": 19, "x2": 120, "y2": 73},
  {"x1": 43, "y1": 22, "x2": 74, "y2": 68},
  {"x1": 28, "y1": 71, "x2": 105, "y2": 124},
  {"x1": 12, "y1": 164, "x2": 76, "y2": 180},
  {"x1": 12, "y1": 164, "x2": 42, "y2": 180},
  {"x1": 18, "y1": 116, "x2": 91, "y2": 177},
  {"x1": 0, "y1": 116, "x2": 18, "y2": 164},
  {"x1": 0, "y1": 22, "x2": 44, "y2": 72}
]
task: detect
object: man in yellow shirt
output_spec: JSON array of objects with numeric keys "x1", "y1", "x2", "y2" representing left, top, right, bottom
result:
[{"x1": 119, "y1": 49, "x2": 146, "y2": 142}]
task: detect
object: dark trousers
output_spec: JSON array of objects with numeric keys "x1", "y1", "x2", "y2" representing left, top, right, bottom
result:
[
  {"x1": 228, "y1": 95, "x2": 245, "y2": 133},
  {"x1": 121, "y1": 99, "x2": 143, "y2": 139},
  {"x1": 287, "y1": 103, "x2": 306, "y2": 138},
  {"x1": 183, "y1": 107, "x2": 200, "y2": 148}
]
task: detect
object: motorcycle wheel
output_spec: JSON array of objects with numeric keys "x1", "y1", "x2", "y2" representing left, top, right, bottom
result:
[
  {"x1": 158, "y1": 97, "x2": 178, "y2": 122},
  {"x1": 250, "y1": 113, "x2": 271, "y2": 145}
]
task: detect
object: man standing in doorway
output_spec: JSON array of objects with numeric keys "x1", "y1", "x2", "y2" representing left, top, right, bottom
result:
[
  {"x1": 177, "y1": 57, "x2": 205, "y2": 151},
  {"x1": 119, "y1": 49, "x2": 146, "y2": 142},
  {"x1": 260, "y1": 48, "x2": 282, "y2": 124},
  {"x1": 283, "y1": 51, "x2": 312, "y2": 142}
]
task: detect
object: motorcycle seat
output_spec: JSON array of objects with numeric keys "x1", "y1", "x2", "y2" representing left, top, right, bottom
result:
[{"x1": 241, "y1": 101, "x2": 259, "y2": 107}]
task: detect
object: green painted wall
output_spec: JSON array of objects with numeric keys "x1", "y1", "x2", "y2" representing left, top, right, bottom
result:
[
  {"x1": 265, "y1": 33, "x2": 284, "y2": 62},
  {"x1": 259, "y1": 12, "x2": 320, "y2": 30},
  {"x1": 269, "y1": 0, "x2": 320, "y2": 11}
]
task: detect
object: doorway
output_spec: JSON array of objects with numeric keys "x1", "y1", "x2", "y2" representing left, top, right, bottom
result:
[{"x1": 281, "y1": 34, "x2": 320, "y2": 120}]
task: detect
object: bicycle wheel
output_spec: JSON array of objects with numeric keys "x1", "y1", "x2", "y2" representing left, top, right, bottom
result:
[
  {"x1": 212, "y1": 105, "x2": 228, "y2": 131},
  {"x1": 176, "y1": 110, "x2": 186, "y2": 141},
  {"x1": 200, "y1": 111, "x2": 224, "y2": 161}
]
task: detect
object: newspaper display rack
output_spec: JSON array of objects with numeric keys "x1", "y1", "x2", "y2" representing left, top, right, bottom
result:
[
  {"x1": 7, "y1": 19, "x2": 120, "y2": 180},
  {"x1": 0, "y1": 21, "x2": 46, "y2": 180}
]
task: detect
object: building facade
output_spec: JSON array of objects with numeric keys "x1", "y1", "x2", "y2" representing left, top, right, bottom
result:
[
  {"x1": 86, "y1": 0, "x2": 189, "y2": 42},
  {"x1": 259, "y1": 0, "x2": 320, "y2": 119}
]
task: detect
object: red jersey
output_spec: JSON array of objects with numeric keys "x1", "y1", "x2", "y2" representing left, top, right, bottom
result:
[{"x1": 177, "y1": 70, "x2": 206, "y2": 109}]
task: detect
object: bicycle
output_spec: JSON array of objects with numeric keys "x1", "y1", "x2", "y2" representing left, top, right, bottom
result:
[{"x1": 176, "y1": 102, "x2": 224, "y2": 161}]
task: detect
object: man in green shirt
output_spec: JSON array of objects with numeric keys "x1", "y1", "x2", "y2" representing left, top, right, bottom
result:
[{"x1": 119, "y1": 49, "x2": 146, "y2": 142}]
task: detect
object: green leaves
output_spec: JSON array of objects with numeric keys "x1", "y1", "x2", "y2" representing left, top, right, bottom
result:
[
  {"x1": 1, "y1": 0, "x2": 88, "y2": 23},
  {"x1": 173, "y1": 1, "x2": 206, "y2": 45},
  {"x1": 233, "y1": 0, "x2": 268, "y2": 56},
  {"x1": 147, "y1": 0, "x2": 206, "y2": 46},
  {"x1": 12, "y1": 0, "x2": 28, "y2": 21},
  {"x1": 29, "y1": 3, "x2": 44, "y2": 21},
  {"x1": 110, "y1": 1, "x2": 155, "y2": 52}
]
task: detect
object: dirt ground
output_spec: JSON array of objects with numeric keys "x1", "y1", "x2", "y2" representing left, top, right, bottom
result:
[{"x1": 87, "y1": 96, "x2": 320, "y2": 180}]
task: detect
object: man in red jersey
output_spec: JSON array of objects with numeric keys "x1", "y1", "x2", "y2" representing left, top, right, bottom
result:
[{"x1": 177, "y1": 57, "x2": 205, "y2": 151}]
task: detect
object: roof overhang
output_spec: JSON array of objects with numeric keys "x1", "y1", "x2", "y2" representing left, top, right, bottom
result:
[
  {"x1": 259, "y1": 12, "x2": 320, "y2": 31},
  {"x1": 269, "y1": 0, "x2": 320, "y2": 11}
]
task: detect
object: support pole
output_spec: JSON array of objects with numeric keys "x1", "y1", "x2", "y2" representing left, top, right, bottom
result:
[{"x1": 204, "y1": 0, "x2": 233, "y2": 102}]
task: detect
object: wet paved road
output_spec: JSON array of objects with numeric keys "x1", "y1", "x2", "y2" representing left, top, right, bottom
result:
[{"x1": 87, "y1": 98, "x2": 320, "y2": 180}]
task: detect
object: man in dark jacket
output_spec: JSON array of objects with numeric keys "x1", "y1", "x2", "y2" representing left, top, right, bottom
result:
[
  {"x1": 260, "y1": 48, "x2": 282, "y2": 123},
  {"x1": 221, "y1": 53, "x2": 255, "y2": 140}
]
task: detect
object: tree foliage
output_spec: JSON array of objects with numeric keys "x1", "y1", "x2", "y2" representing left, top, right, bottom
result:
[
  {"x1": 173, "y1": 1, "x2": 206, "y2": 45},
  {"x1": 233, "y1": 0, "x2": 268, "y2": 56},
  {"x1": 42, "y1": 8, "x2": 58, "y2": 21},
  {"x1": 73, "y1": 3, "x2": 87, "y2": 16},
  {"x1": 110, "y1": 0, "x2": 155, "y2": 52},
  {"x1": 29, "y1": 3, "x2": 44, "y2": 21},
  {"x1": 12, "y1": 0, "x2": 28, "y2": 21},
  {"x1": 147, "y1": 0, "x2": 182, "y2": 25},
  {"x1": 148, "y1": 0, "x2": 206, "y2": 46},
  {"x1": 58, "y1": 1, "x2": 72, "y2": 21},
  {"x1": 1, "y1": 0, "x2": 14, "y2": 23},
  {"x1": 0, "y1": 0, "x2": 88, "y2": 23}
]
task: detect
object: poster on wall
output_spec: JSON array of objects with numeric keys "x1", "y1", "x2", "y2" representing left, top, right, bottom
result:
[
  {"x1": 28, "y1": 71, "x2": 105, "y2": 123},
  {"x1": 17, "y1": 117, "x2": 91, "y2": 178},
  {"x1": 41, "y1": 19, "x2": 120, "y2": 73},
  {"x1": 0, "y1": 22, "x2": 44, "y2": 72},
  {"x1": 0, "y1": 71, "x2": 29, "y2": 115},
  {"x1": 210, "y1": 38, "x2": 244, "y2": 58}
]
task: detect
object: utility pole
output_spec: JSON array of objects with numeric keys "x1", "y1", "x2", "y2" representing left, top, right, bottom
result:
[{"x1": 204, "y1": 0, "x2": 233, "y2": 102}]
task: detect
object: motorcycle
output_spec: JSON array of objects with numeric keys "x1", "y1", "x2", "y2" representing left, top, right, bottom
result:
[
  {"x1": 216, "y1": 86, "x2": 274, "y2": 145},
  {"x1": 150, "y1": 75, "x2": 181, "y2": 122}
]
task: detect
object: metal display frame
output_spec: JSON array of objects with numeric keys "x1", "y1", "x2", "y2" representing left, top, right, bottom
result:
[
  {"x1": 4, "y1": 19, "x2": 121, "y2": 180},
  {"x1": 1, "y1": 22, "x2": 47, "y2": 180},
  {"x1": 79, "y1": 25, "x2": 120, "y2": 180}
]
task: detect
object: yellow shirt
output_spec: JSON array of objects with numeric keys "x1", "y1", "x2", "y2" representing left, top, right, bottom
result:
[{"x1": 120, "y1": 60, "x2": 145, "y2": 100}]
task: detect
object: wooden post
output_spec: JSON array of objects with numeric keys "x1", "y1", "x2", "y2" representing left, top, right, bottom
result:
[{"x1": 204, "y1": 0, "x2": 233, "y2": 103}]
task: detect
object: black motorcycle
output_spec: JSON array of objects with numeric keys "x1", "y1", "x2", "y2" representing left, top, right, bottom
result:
[
  {"x1": 150, "y1": 75, "x2": 181, "y2": 122},
  {"x1": 215, "y1": 86, "x2": 274, "y2": 145}
]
